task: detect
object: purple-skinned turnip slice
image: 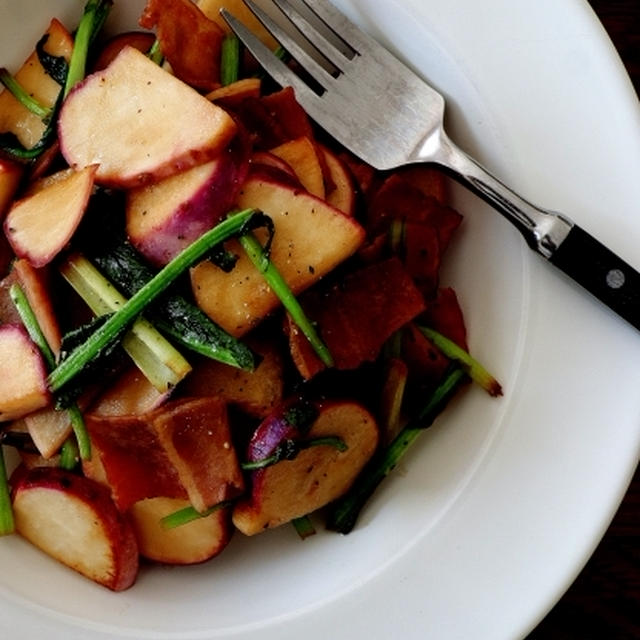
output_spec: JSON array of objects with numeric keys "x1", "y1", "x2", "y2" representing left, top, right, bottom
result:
[
  {"x1": 58, "y1": 46, "x2": 237, "y2": 188},
  {"x1": 0, "y1": 324, "x2": 51, "y2": 422},
  {"x1": 190, "y1": 174, "x2": 365, "y2": 336},
  {"x1": 232, "y1": 399, "x2": 379, "y2": 535},
  {"x1": 4, "y1": 166, "x2": 97, "y2": 268}
]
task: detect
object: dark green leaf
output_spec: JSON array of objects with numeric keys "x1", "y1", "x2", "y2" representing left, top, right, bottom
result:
[
  {"x1": 36, "y1": 34, "x2": 69, "y2": 86},
  {"x1": 282, "y1": 399, "x2": 319, "y2": 435}
]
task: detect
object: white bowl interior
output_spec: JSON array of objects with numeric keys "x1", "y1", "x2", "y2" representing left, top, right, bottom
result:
[{"x1": 2, "y1": 1, "x2": 639, "y2": 639}]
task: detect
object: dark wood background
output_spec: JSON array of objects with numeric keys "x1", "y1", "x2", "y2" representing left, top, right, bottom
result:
[{"x1": 528, "y1": 1, "x2": 639, "y2": 638}]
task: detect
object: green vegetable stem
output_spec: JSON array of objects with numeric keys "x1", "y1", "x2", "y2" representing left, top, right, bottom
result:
[
  {"x1": 418, "y1": 326, "x2": 502, "y2": 396},
  {"x1": 64, "y1": 0, "x2": 113, "y2": 97},
  {"x1": 60, "y1": 254, "x2": 193, "y2": 393},
  {"x1": 161, "y1": 436, "x2": 347, "y2": 530},
  {"x1": 9, "y1": 283, "x2": 92, "y2": 461},
  {"x1": 0, "y1": 68, "x2": 53, "y2": 120},
  {"x1": 0, "y1": 445, "x2": 14, "y2": 536},
  {"x1": 160, "y1": 500, "x2": 235, "y2": 530},
  {"x1": 220, "y1": 34, "x2": 241, "y2": 86},
  {"x1": 48, "y1": 208, "x2": 258, "y2": 394},
  {"x1": 325, "y1": 365, "x2": 467, "y2": 534},
  {"x1": 239, "y1": 232, "x2": 334, "y2": 367},
  {"x1": 89, "y1": 241, "x2": 255, "y2": 371}
]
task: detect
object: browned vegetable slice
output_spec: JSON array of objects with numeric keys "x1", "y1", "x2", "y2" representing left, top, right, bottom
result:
[
  {"x1": 12, "y1": 467, "x2": 139, "y2": 591},
  {"x1": 233, "y1": 400, "x2": 379, "y2": 535}
]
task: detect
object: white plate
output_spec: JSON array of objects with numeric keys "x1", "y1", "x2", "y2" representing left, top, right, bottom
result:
[{"x1": 1, "y1": 1, "x2": 639, "y2": 638}]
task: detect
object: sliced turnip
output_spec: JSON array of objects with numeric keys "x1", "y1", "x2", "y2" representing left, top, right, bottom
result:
[
  {"x1": 12, "y1": 467, "x2": 139, "y2": 591},
  {"x1": 58, "y1": 46, "x2": 237, "y2": 187},
  {"x1": 126, "y1": 138, "x2": 249, "y2": 266},
  {"x1": 232, "y1": 400, "x2": 379, "y2": 535},
  {"x1": 190, "y1": 174, "x2": 365, "y2": 336},
  {"x1": 321, "y1": 145, "x2": 357, "y2": 216},
  {"x1": 0, "y1": 19, "x2": 73, "y2": 149},
  {"x1": 128, "y1": 496, "x2": 232, "y2": 564},
  {"x1": 270, "y1": 136, "x2": 325, "y2": 199},
  {"x1": 4, "y1": 166, "x2": 97, "y2": 268},
  {"x1": 0, "y1": 324, "x2": 50, "y2": 421}
]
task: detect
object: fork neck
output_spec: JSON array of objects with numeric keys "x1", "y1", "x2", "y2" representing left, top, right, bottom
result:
[{"x1": 413, "y1": 129, "x2": 573, "y2": 259}]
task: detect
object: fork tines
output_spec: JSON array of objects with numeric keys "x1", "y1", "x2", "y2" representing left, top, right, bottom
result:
[
  {"x1": 220, "y1": 0, "x2": 367, "y2": 99},
  {"x1": 221, "y1": 0, "x2": 436, "y2": 170}
]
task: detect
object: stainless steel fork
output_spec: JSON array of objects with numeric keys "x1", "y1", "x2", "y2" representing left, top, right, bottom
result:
[{"x1": 222, "y1": 0, "x2": 640, "y2": 331}]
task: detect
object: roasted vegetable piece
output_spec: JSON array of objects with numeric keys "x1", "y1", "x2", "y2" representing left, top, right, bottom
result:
[
  {"x1": 229, "y1": 87, "x2": 316, "y2": 150},
  {"x1": 320, "y1": 145, "x2": 357, "y2": 216},
  {"x1": 10, "y1": 281, "x2": 91, "y2": 460},
  {"x1": 58, "y1": 46, "x2": 237, "y2": 187},
  {"x1": 269, "y1": 136, "x2": 325, "y2": 198},
  {"x1": 368, "y1": 171, "x2": 459, "y2": 240},
  {"x1": 4, "y1": 166, "x2": 97, "y2": 268},
  {"x1": 288, "y1": 257, "x2": 426, "y2": 376},
  {"x1": 179, "y1": 336, "x2": 284, "y2": 418},
  {"x1": 140, "y1": 0, "x2": 225, "y2": 90},
  {"x1": 84, "y1": 412, "x2": 187, "y2": 511},
  {"x1": 128, "y1": 495, "x2": 233, "y2": 564},
  {"x1": 326, "y1": 366, "x2": 467, "y2": 534},
  {"x1": 233, "y1": 399, "x2": 379, "y2": 535},
  {"x1": 206, "y1": 77, "x2": 261, "y2": 107},
  {"x1": 126, "y1": 143, "x2": 250, "y2": 266},
  {"x1": 0, "y1": 19, "x2": 73, "y2": 150},
  {"x1": 191, "y1": 175, "x2": 365, "y2": 337},
  {"x1": 86, "y1": 397, "x2": 245, "y2": 516},
  {"x1": 0, "y1": 324, "x2": 50, "y2": 421},
  {"x1": 12, "y1": 466, "x2": 139, "y2": 590},
  {"x1": 88, "y1": 365, "x2": 168, "y2": 417},
  {"x1": 150, "y1": 397, "x2": 245, "y2": 514}
]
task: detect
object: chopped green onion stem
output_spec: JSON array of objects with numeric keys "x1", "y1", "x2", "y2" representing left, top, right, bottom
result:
[
  {"x1": 220, "y1": 34, "x2": 240, "y2": 86},
  {"x1": 64, "y1": 0, "x2": 113, "y2": 97},
  {"x1": 147, "y1": 39, "x2": 163, "y2": 65},
  {"x1": 417, "y1": 326, "x2": 502, "y2": 396},
  {"x1": 326, "y1": 366, "x2": 467, "y2": 534},
  {"x1": 239, "y1": 232, "x2": 334, "y2": 367},
  {"x1": 0, "y1": 68, "x2": 53, "y2": 120},
  {"x1": 274, "y1": 46, "x2": 289, "y2": 61},
  {"x1": 0, "y1": 446, "x2": 14, "y2": 536},
  {"x1": 389, "y1": 218, "x2": 406, "y2": 257},
  {"x1": 48, "y1": 209, "x2": 258, "y2": 393},
  {"x1": 9, "y1": 283, "x2": 92, "y2": 460},
  {"x1": 161, "y1": 500, "x2": 234, "y2": 530},
  {"x1": 292, "y1": 515, "x2": 316, "y2": 539},
  {"x1": 9, "y1": 283, "x2": 55, "y2": 370},
  {"x1": 59, "y1": 438, "x2": 80, "y2": 470}
]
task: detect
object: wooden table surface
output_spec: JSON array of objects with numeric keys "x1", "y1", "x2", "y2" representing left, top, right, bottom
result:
[{"x1": 528, "y1": 1, "x2": 639, "y2": 638}]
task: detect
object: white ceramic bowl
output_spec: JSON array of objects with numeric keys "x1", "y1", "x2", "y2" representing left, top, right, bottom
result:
[{"x1": 1, "y1": 1, "x2": 639, "y2": 638}]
